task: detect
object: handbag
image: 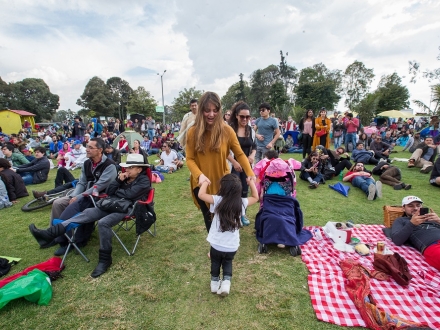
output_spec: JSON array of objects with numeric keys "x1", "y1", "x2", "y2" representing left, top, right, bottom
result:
[
  {"x1": 333, "y1": 130, "x2": 342, "y2": 137},
  {"x1": 297, "y1": 132, "x2": 303, "y2": 142},
  {"x1": 96, "y1": 196, "x2": 132, "y2": 213},
  {"x1": 316, "y1": 129, "x2": 326, "y2": 137}
]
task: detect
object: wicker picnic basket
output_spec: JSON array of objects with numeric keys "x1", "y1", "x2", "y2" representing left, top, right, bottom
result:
[{"x1": 383, "y1": 205, "x2": 404, "y2": 228}]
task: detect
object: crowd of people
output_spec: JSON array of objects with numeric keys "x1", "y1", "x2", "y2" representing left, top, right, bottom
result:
[{"x1": 1, "y1": 92, "x2": 439, "y2": 298}]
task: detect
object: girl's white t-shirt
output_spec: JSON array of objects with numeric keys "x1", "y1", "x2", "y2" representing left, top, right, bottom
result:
[{"x1": 207, "y1": 195, "x2": 248, "y2": 252}]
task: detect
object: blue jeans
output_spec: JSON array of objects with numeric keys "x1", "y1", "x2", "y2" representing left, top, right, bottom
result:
[
  {"x1": 21, "y1": 173, "x2": 33, "y2": 185},
  {"x1": 334, "y1": 136, "x2": 343, "y2": 149},
  {"x1": 148, "y1": 129, "x2": 155, "y2": 141},
  {"x1": 148, "y1": 148, "x2": 159, "y2": 155},
  {"x1": 345, "y1": 132, "x2": 356, "y2": 148},
  {"x1": 352, "y1": 176, "x2": 375, "y2": 197}
]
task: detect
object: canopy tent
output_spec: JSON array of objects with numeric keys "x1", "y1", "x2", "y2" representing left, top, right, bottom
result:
[
  {"x1": 377, "y1": 110, "x2": 409, "y2": 118},
  {"x1": 0, "y1": 110, "x2": 36, "y2": 135},
  {"x1": 112, "y1": 130, "x2": 144, "y2": 149}
]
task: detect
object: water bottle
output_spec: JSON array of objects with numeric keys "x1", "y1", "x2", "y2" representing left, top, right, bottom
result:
[
  {"x1": 92, "y1": 185, "x2": 99, "y2": 197},
  {"x1": 339, "y1": 171, "x2": 344, "y2": 181},
  {"x1": 313, "y1": 228, "x2": 323, "y2": 240}
]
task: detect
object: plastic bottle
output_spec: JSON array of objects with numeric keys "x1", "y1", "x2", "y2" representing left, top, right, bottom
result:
[
  {"x1": 339, "y1": 171, "x2": 344, "y2": 181},
  {"x1": 313, "y1": 228, "x2": 323, "y2": 240},
  {"x1": 92, "y1": 185, "x2": 99, "y2": 197}
]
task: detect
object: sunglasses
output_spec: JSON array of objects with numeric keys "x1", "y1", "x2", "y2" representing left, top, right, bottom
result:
[{"x1": 238, "y1": 115, "x2": 251, "y2": 120}]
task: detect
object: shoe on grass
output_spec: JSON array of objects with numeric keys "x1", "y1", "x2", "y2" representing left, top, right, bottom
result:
[
  {"x1": 277, "y1": 244, "x2": 286, "y2": 248},
  {"x1": 393, "y1": 183, "x2": 404, "y2": 190},
  {"x1": 407, "y1": 159, "x2": 415, "y2": 168},
  {"x1": 211, "y1": 280, "x2": 220, "y2": 293},
  {"x1": 420, "y1": 165, "x2": 433, "y2": 174},
  {"x1": 375, "y1": 181, "x2": 382, "y2": 198},
  {"x1": 217, "y1": 280, "x2": 231, "y2": 296},
  {"x1": 32, "y1": 190, "x2": 47, "y2": 199},
  {"x1": 404, "y1": 184, "x2": 412, "y2": 190},
  {"x1": 367, "y1": 184, "x2": 376, "y2": 201}
]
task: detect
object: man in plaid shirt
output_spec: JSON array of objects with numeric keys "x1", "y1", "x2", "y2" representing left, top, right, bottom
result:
[{"x1": 141, "y1": 135, "x2": 151, "y2": 152}]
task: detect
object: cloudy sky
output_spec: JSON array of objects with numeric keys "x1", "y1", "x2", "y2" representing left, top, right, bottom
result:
[{"x1": 1, "y1": 0, "x2": 439, "y2": 115}]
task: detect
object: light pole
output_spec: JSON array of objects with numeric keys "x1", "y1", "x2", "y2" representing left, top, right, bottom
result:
[{"x1": 157, "y1": 70, "x2": 166, "y2": 126}]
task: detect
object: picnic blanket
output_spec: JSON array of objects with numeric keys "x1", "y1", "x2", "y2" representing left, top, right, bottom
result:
[{"x1": 302, "y1": 225, "x2": 440, "y2": 329}]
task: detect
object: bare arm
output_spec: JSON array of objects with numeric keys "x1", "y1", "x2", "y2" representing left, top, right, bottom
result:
[
  {"x1": 198, "y1": 181, "x2": 214, "y2": 204},
  {"x1": 246, "y1": 177, "x2": 259, "y2": 206}
]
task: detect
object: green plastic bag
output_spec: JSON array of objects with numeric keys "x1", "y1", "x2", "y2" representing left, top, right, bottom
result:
[{"x1": 0, "y1": 269, "x2": 52, "y2": 309}]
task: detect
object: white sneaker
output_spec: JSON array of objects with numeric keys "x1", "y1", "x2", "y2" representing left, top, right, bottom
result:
[
  {"x1": 210, "y1": 280, "x2": 220, "y2": 293},
  {"x1": 367, "y1": 184, "x2": 376, "y2": 201},
  {"x1": 375, "y1": 181, "x2": 382, "y2": 198},
  {"x1": 217, "y1": 280, "x2": 231, "y2": 296}
]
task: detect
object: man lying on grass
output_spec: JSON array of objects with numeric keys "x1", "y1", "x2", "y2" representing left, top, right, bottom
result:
[{"x1": 391, "y1": 196, "x2": 440, "y2": 271}]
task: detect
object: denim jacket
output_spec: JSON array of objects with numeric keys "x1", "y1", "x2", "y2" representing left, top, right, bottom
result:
[{"x1": 391, "y1": 216, "x2": 440, "y2": 253}]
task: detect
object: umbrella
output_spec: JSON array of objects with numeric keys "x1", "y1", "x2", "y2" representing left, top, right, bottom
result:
[
  {"x1": 329, "y1": 182, "x2": 350, "y2": 197},
  {"x1": 377, "y1": 110, "x2": 408, "y2": 118},
  {"x1": 112, "y1": 131, "x2": 144, "y2": 149}
]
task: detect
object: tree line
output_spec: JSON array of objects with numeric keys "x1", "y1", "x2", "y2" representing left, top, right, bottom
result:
[{"x1": 2, "y1": 48, "x2": 438, "y2": 125}]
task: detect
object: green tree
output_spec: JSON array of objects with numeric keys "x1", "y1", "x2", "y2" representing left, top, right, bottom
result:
[
  {"x1": 343, "y1": 60, "x2": 375, "y2": 110},
  {"x1": 171, "y1": 87, "x2": 203, "y2": 121},
  {"x1": 375, "y1": 72, "x2": 410, "y2": 113},
  {"x1": 221, "y1": 81, "x2": 252, "y2": 112},
  {"x1": 127, "y1": 86, "x2": 158, "y2": 117},
  {"x1": 249, "y1": 65, "x2": 280, "y2": 110},
  {"x1": 106, "y1": 77, "x2": 133, "y2": 119},
  {"x1": 294, "y1": 63, "x2": 342, "y2": 110},
  {"x1": 268, "y1": 81, "x2": 290, "y2": 119},
  {"x1": 77, "y1": 76, "x2": 113, "y2": 117},
  {"x1": 53, "y1": 109, "x2": 76, "y2": 122},
  {"x1": 412, "y1": 84, "x2": 440, "y2": 116},
  {"x1": 7, "y1": 78, "x2": 59, "y2": 122},
  {"x1": 353, "y1": 93, "x2": 380, "y2": 125},
  {"x1": 236, "y1": 73, "x2": 247, "y2": 102}
]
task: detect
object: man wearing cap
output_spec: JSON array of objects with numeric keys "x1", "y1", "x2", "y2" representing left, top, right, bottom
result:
[
  {"x1": 391, "y1": 196, "x2": 440, "y2": 271},
  {"x1": 65, "y1": 140, "x2": 87, "y2": 170}
]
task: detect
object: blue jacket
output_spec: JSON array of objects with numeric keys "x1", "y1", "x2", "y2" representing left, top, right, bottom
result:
[
  {"x1": 351, "y1": 149, "x2": 373, "y2": 163},
  {"x1": 49, "y1": 141, "x2": 63, "y2": 153}
]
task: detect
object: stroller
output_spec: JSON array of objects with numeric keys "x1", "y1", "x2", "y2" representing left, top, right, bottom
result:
[{"x1": 254, "y1": 158, "x2": 312, "y2": 256}]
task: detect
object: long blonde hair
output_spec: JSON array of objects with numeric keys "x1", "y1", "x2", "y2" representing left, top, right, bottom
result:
[{"x1": 193, "y1": 91, "x2": 226, "y2": 153}]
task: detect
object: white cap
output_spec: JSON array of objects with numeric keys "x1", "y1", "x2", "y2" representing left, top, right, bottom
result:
[{"x1": 402, "y1": 196, "x2": 423, "y2": 206}]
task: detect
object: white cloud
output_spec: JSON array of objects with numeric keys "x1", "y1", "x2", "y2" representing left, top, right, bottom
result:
[{"x1": 0, "y1": 0, "x2": 438, "y2": 115}]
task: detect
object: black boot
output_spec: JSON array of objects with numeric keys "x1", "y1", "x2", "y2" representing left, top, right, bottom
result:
[
  {"x1": 29, "y1": 223, "x2": 66, "y2": 248},
  {"x1": 91, "y1": 248, "x2": 112, "y2": 278}
]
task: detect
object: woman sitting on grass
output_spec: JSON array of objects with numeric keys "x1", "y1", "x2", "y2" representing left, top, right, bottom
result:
[
  {"x1": 300, "y1": 152, "x2": 324, "y2": 189},
  {"x1": 198, "y1": 174, "x2": 259, "y2": 296}
]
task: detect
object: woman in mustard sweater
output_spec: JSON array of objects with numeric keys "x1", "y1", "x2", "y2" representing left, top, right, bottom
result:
[
  {"x1": 186, "y1": 92, "x2": 255, "y2": 232},
  {"x1": 312, "y1": 107, "x2": 332, "y2": 150}
]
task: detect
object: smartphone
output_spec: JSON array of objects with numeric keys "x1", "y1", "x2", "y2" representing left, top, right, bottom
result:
[{"x1": 420, "y1": 207, "x2": 429, "y2": 215}]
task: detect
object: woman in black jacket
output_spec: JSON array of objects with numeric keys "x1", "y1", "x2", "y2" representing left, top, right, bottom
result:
[
  {"x1": 0, "y1": 158, "x2": 29, "y2": 201},
  {"x1": 14, "y1": 147, "x2": 50, "y2": 185},
  {"x1": 29, "y1": 154, "x2": 151, "y2": 278}
]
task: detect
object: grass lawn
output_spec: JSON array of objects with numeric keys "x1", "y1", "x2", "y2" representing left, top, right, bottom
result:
[{"x1": 1, "y1": 147, "x2": 438, "y2": 329}]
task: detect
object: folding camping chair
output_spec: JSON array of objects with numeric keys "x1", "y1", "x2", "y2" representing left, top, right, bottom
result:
[
  {"x1": 112, "y1": 188, "x2": 156, "y2": 256},
  {"x1": 52, "y1": 219, "x2": 90, "y2": 268}
]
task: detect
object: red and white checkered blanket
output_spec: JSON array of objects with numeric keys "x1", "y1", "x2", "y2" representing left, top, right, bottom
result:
[{"x1": 302, "y1": 225, "x2": 440, "y2": 329}]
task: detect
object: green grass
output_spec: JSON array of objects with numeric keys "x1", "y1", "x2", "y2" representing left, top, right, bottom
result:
[{"x1": 1, "y1": 148, "x2": 438, "y2": 329}]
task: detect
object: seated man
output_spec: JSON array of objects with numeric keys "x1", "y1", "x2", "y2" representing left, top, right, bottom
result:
[
  {"x1": 13, "y1": 147, "x2": 50, "y2": 185},
  {"x1": 104, "y1": 144, "x2": 121, "y2": 165},
  {"x1": 29, "y1": 153, "x2": 151, "y2": 278},
  {"x1": 370, "y1": 135, "x2": 392, "y2": 162},
  {"x1": 343, "y1": 162, "x2": 382, "y2": 200},
  {"x1": 407, "y1": 136, "x2": 437, "y2": 174},
  {"x1": 372, "y1": 161, "x2": 411, "y2": 190},
  {"x1": 402, "y1": 132, "x2": 422, "y2": 153},
  {"x1": 1, "y1": 143, "x2": 30, "y2": 167},
  {"x1": 430, "y1": 156, "x2": 440, "y2": 187},
  {"x1": 391, "y1": 196, "x2": 440, "y2": 271},
  {"x1": 351, "y1": 142, "x2": 379, "y2": 165},
  {"x1": 282, "y1": 135, "x2": 294, "y2": 153},
  {"x1": 49, "y1": 135, "x2": 63, "y2": 159},
  {"x1": 65, "y1": 140, "x2": 87, "y2": 170},
  {"x1": 156, "y1": 142, "x2": 183, "y2": 173}
]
